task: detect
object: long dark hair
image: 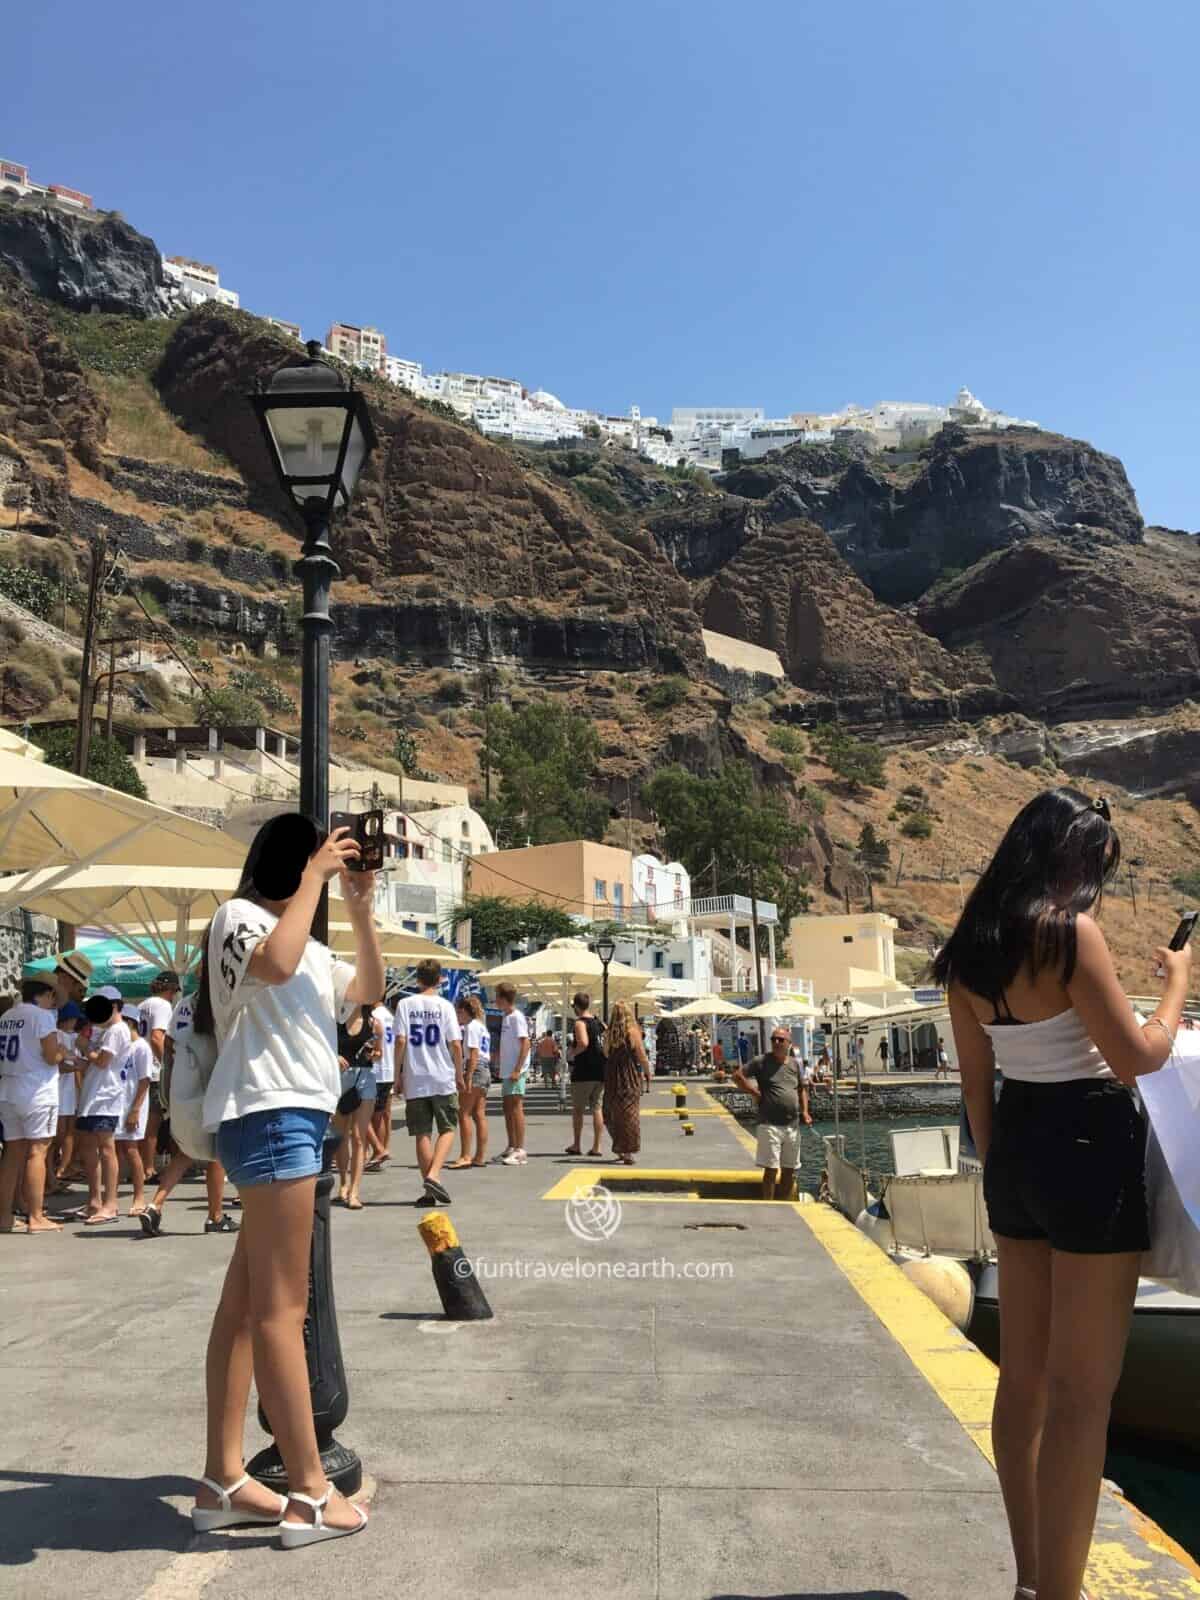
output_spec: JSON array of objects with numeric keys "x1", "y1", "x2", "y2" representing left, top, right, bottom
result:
[
  {"x1": 194, "y1": 812, "x2": 323, "y2": 1037},
  {"x1": 932, "y1": 788, "x2": 1120, "y2": 1003}
]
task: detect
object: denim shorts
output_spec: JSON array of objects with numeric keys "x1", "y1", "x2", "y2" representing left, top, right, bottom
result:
[
  {"x1": 76, "y1": 1114, "x2": 119, "y2": 1135},
  {"x1": 215, "y1": 1108, "x2": 330, "y2": 1188}
]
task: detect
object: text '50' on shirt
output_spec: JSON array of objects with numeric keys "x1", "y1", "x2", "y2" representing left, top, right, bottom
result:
[
  {"x1": 201, "y1": 897, "x2": 356, "y2": 1132},
  {"x1": 0, "y1": 1001, "x2": 59, "y2": 1113},
  {"x1": 395, "y1": 992, "x2": 462, "y2": 1099}
]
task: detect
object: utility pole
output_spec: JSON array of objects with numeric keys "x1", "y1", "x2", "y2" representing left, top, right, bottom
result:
[
  {"x1": 1127, "y1": 864, "x2": 1138, "y2": 915},
  {"x1": 747, "y1": 851, "x2": 766, "y2": 1052},
  {"x1": 73, "y1": 533, "x2": 108, "y2": 777},
  {"x1": 105, "y1": 639, "x2": 118, "y2": 741},
  {"x1": 626, "y1": 775, "x2": 634, "y2": 855}
]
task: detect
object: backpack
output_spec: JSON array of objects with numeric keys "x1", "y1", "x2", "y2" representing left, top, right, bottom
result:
[
  {"x1": 166, "y1": 1021, "x2": 219, "y2": 1162},
  {"x1": 581, "y1": 1015, "x2": 607, "y2": 1071}
]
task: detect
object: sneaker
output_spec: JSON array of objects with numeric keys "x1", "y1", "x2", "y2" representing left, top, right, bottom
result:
[
  {"x1": 501, "y1": 1149, "x2": 527, "y2": 1165},
  {"x1": 497, "y1": 1147, "x2": 514, "y2": 1161},
  {"x1": 424, "y1": 1178, "x2": 451, "y2": 1205},
  {"x1": 414, "y1": 1192, "x2": 442, "y2": 1207},
  {"x1": 139, "y1": 1205, "x2": 162, "y2": 1237},
  {"x1": 205, "y1": 1214, "x2": 239, "y2": 1234}
]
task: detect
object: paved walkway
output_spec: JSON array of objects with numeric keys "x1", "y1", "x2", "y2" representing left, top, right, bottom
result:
[{"x1": 0, "y1": 1082, "x2": 1186, "y2": 1599}]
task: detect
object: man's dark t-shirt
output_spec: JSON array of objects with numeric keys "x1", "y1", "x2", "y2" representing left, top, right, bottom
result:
[
  {"x1": 745, "y1": 1053, "x2": 801, "y2": 1126},
  {"x1": 571, "y1": 1015, "x2": 606, "y2": 1083}
]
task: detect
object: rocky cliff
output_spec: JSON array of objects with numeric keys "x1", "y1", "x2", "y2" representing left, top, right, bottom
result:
[
  {"x1": 0, "y1": 200, "x2": 170, "y2": 317},
  {"x1": 718, "y1": 424, "x2": 1145, "y2": 603},
  {"x1": 917, "y1": 527, "x2": 1200, "y2": 716},
  {"x1": 153, "y1": 309, "x2": 703, "y2": 670},
  {"x1": 0, "y1": 272, "x2": 108, "y2": 524}
]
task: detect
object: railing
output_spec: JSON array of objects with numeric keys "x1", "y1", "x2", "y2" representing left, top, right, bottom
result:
[{"x1": 687, "y1": 893, "x2": 779, "y2": 925}]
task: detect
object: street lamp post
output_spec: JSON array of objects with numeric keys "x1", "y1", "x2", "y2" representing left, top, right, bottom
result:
[
  {"x1": 250, "y1": 340, "x2": 377, "y2": 940},
  {"x1": 246, "y1": 342, "x2": 376, "y2": 1499},
  {"x1": 822, "y1": 998, "x2": 841, "y2": 1147},
  {"x1": 595, "y1": 934, "x2": 616, "y2": 1023}
]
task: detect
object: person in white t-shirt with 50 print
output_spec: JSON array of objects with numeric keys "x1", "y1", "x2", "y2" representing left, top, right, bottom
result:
[
  {"x1": 192, "y1": 813, "x2": 383, "y2": 1549},
  {"x1": 364, "y1": 997, "x2": 396, "y2": 1171},
  {"x1": 495, "y1": 982, "x2": 531, "y2": 1164},
  {"x1": 394, "y1": 960, "x2": 464, "y2": 1207},
  {"x1": 117, "y1": 1005, "x2": 155, "y2": 1217},
  {"x1": 0, "y1": 978, "x2": 67, "y2": 1233}
]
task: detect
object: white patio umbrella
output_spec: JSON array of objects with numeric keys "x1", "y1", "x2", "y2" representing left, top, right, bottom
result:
[
  {"x1": 480, "y1": 937, "x2": 647, "y2": 1043},
  {"x1": 0, "y1": 750, "x2": 243, "y2": 875},
  {"x1": 662, "y1": 993, "x2": 746, "y2": 1018},
  {"x1": 0, "y1": 863, "x2": 240, "y2": 970},
  {"x1": 326, "y1": 920, "x2": 482, "y2": 970},
  {"x1": 742, "y1": 995, "x2": 820, "y2": 1019}
]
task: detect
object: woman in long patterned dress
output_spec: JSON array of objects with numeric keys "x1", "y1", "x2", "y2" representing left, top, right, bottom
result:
[{"x1": 602, "y1": 1000, "x2": 652, "y2": 1165}]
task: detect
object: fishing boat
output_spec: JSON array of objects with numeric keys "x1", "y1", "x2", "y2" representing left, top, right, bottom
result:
[{"x1": 827, "y1": 1125, "x2": 1200, "y2": 1449}]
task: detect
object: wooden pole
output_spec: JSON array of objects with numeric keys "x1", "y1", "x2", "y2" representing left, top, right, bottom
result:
[
  {"x1": 74, "y1": 533, "x2": 107, "y2": 777},
  {"x1": 104, "y1": 639, "x2": 117, "y2": 741},
  {"x1": 747, "y1": 854, "x2": 766, "y2": 1052}
]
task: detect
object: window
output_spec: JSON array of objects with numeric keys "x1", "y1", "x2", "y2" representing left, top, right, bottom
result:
[
  {"x1": 613, "y1": 883, "x2": 624, "y2": 908},
  {"x1": 461, "y1": 821, "x2": 470, "y2": 836},
  {"x1": 442, "y1": 840, "x2": 453, "y2": 864},
  {"x1": 594, "y1": 879, "x2": 607, "y2": 902},
  {"x1": 653, "y1": 951, "x2": 665, "y2": 970},
  {"x1": 402, "y1": 920, "x2": 418, "y2": 933},
  {"x1": 424, "y1": 923, "x2": 439, "y2": 939},
  {"x1": 670, "y1": 962, "x2": 684, "y2": 980}
]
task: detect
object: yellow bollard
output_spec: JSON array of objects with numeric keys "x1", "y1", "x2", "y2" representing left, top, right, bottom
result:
[
  {"x1": 682, "y1": 1121, "x2": 695, "y2": 1136},
  {"x1": 673, "y1": 1081, "x2": 687, "y2": 1112},
  {"x1": 417, "y1": 1212, "x2": 494, "y2": 1320}
]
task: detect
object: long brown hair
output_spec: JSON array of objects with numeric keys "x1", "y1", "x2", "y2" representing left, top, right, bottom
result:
[
  {"x1": 457, "y1": 993, "x2": 485, "y2": 1023},
  {"x1": 605, "y1": 999, "x2": 640, "y2": 1055}
]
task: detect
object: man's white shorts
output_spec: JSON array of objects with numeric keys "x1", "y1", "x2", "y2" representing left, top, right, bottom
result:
[
  {"x1": 756, "y1": 1121, "x2": 801, "y2": 1170},
  {"x1": 0, "y1": 1101, "x2": 57, "y2": 1141}
]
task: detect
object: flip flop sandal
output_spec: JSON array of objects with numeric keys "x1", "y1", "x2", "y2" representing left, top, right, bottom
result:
[
  {"x1": 84, "y1": 1214, "x2": 119, "y2": 1226},
  {"x1": 192, "y1": 1473, "x2": 287, "y2": 1532}
]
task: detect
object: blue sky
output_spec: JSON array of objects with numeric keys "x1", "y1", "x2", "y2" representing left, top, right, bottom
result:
[{"x1": 10, "y1": 0, "x2": 1200, "y2": 527}]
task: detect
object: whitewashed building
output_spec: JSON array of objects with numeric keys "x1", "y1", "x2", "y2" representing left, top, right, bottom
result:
[{"x1": 163, "y1": 257, "x2": 240, "y2": 309}]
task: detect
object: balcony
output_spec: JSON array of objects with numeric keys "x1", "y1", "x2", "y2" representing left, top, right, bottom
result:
[{"x1": 687, "y1": 893, "x2": 779, "y2": 927}]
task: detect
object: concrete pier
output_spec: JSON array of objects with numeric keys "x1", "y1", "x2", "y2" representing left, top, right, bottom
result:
[{"x1": 0, "y1": 1081, "x2": 1196, "y2": 1598}]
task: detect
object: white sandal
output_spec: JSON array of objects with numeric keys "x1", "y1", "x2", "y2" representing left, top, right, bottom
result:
[
  {"x1": 279, "y1": 1485, "x2": 367, "y2": 1549},
  {"x1": 192, "y1": 1472, "x2": 287, "y2": 1531}
]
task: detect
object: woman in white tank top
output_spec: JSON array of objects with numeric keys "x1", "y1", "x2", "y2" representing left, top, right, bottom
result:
[{"x1": 934, "y1": 789, "x2": 1191, "y2": 1600}]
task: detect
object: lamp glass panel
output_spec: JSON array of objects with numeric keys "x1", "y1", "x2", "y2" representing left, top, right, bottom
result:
[
  {"x1": 263, "y1": 402, "x2": 349, "y2": 500},
  {"x1": 337, "y1": 418, "x2": 370, "y2": 503}
]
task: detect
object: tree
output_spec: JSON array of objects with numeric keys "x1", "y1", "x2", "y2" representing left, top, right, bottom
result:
[
  {"x1": 813, "y1": 723, "x2": 886, "y2": 790},
  {"x1": 449, "y1": 895, "x2": 577, "y2": 958},
  {"x1": 392, "y1": 726, "x2": 420, "y2": 775},
  {"x1": 481, "y1": 697, "x2": 609, "y2": 849},
  {"x1": 643, "y1": 762, "x2": 811, "y2": 934},
  {"x1": 41, "y1": 727, "x2": 147, "y2": 798},
  {"x1": 192, "y1": 683, "x2": 266, "y2": 727},
  {"x1": 857, "y1": 823, "x2": 891, "y2": 879}
]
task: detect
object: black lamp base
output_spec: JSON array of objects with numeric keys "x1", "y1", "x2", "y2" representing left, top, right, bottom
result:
[{"x1": 246, "y1": 1435, "x2": 362, "y2": 1499}]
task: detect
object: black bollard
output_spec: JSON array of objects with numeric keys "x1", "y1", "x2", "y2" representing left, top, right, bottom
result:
[
  {"x1": 418, "y1": 1211, "x2": 494, "y2": 1320},
  {"x1": 247, "y1": 1139, "x2": 361, "y2": 1496}
]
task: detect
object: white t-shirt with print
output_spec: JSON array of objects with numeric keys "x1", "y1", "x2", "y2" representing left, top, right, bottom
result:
[
  {"x1": 201, "y1": 897, "x2": 355, "y2": 1132},
  {"x1": 464, "y1": 1017, "x2": 491, "y2": 1077},
  {"x1": 498, "y1": 1008, "x2": 530, "y2": 1079},
  {"x1": 395, "y1": 991, "x2": 462, "y2": 1100},
  {"x1": 371, "y1": 1004, "x2": 396, "y2": 1085},
  {"x1": 0, "y1": 1001, "x2": 60, "y2": 1113},
  {"x1": 80, "y1": 1019, "x2": 133, "y2": 1119},
  {"x1": 118, "y1": 1036, "x2": 154, "y2": 1140},
  {"x1": 139, "y1": 996, "x2": 174, "y2": 1080}
]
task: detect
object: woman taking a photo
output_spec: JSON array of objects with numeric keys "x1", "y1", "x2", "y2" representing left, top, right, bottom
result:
[
  {"x1": 192, "y1": 813, "x2": 383, "y2": 1549},
  {"x1": 602, "y1": 999, "x2": 652, "y2": 1165},
  {"x1": 935, "y1": 790, "x2": 1189, "y2": 1600}
]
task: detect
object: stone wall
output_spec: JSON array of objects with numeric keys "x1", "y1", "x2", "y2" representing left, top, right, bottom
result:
[
  {"x1": 111, "y1": 456, "x2": 250, "y2": 514},
  {"x1": 0, "y1": 910, "x2": 58, "y2": 995}
]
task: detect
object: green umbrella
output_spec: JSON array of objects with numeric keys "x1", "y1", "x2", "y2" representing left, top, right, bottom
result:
[{"x1": 23, "y1": 937, "x2": 189, "y2": 1000}]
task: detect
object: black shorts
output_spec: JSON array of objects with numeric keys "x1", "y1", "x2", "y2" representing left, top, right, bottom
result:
[
  {"x1": 984, "y1": 1077, "x2": 1150, "y2": 1255},
  {"x1": 374, "y1": 1082, "x2": 393, "y2": 1111}
]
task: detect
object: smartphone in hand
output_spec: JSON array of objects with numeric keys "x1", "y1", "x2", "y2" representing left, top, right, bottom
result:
[{"x1": 329, "y1": 810, "x2": 385, "y2": 872}]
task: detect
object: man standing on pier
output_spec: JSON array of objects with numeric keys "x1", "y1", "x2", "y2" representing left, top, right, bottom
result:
[{"x1": 734, "y1": 1027, "x2": 812, "y2": 1200}]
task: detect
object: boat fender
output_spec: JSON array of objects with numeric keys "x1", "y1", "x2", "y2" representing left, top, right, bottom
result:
[
  {"x1": 901, "y1": 1256, "x2": 975, "y2": 1331},
  {"x1": 855, "y1": 1200, "x2": 892, "y2": 1254}
]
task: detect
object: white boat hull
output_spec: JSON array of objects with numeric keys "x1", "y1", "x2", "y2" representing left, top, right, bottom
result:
[{"x1": 970, "y1": 1265, "x2": 1200, "y2": 1449}]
